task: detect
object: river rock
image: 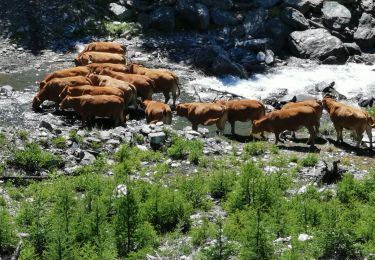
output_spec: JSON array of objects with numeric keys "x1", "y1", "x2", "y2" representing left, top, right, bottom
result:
[
  {"x1": 109, "y1": 3, "x2": 133, "y2": 20},
  {"x1": 211, "y1": 8, "x2": 238, "y2": 26},
  {"x1": 265, "y1": 49, "x2": 275, "y2": 65},
  {"x1": 256, "y1": 51, "x2": 266, "y2": 62},
  {"x1": 289, "y1": 28, "x2": 349, "y2": 64},
  {"x1": 243, "y1": 8, "x2": 268, "y2": 36},
  {"x1": 39, "y1": 120, "x2": 53, "y2": 132},
  {"x1": 354, "y1": 12, "x2": 375, "y2": 48},
  {"x1": 322, "y1": 1, "x2": 351, "y2": 31},
  {"x1": 252, "y1": 0, "x2": 281, "y2": 8},
  {"x1": 280, "y1": 7, "x2": 309, "y2": 30},
  {"x1": 212, "y1": 54, "x2": 248, "y2": 78},
  {"x1": 344, "y1": 42, "x2": 362, "y2": 55},
  {"x1": 149, "y1": 132, "x2": 166, "y2": 146},
  {"x1": 235, "y1": 38, "x2": 272, "y2": 51},
  {"x1": 283, "y1": 0, "x2": 324, "y2": 13},
  {"x1": 149, "y1": 6, "x2": 175, "y2": 31},
  {"x1": 213, "y1": 0, "x2": 233, "y2": 10},
  {"x1": 361, "y1": 0, "x2": 375, "y2": 12},
  {"x1": 264, "y1": 17, "x2": 293, "y2": 50},
  {"x1": 176, "y1": 0, "x2": 210, "y2": 30},
  {"x1": 0, "y1": 85, "x2": 13, "y2": 94}
]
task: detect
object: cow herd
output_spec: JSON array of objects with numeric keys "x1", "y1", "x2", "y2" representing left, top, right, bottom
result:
[{"x1": 32, "y1": 41, "x2": 375, "y2": 150}]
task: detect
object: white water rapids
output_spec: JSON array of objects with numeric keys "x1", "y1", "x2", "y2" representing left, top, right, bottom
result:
[{"x1": 188, "y1": 62, "x2": 375, "y2": 102}]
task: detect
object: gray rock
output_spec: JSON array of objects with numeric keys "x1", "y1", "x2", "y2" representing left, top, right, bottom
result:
[
  {"x1": 256, "y1": 51, "x2": 266, "y2": 62},
  {"x1": 39, "y1": 120, "x2": 53, "y2": 132},
  {"x1": 212, "y1": 54, "x2": 248, "y2": 78},
  {"x1": 265, "y1": 49, "x2": 275, "y2": 65},
  {"x1": 85, "y1": 137, "x2": 101, "y2": 143},
  {"x1": 243, "y1": 8, "x2": 268, "y2": 37},
  {"x1": 211, "y1": 8, "x2": 238, "y2": 26},
  {"x1": 289, "y1": 28, "x2": 349, "y2": 64},
  {"x1": 264, "y1": 17, "x2": 293, "y2": 51},
  {"x1": 361, "y1": 0, "x2": 375, "y2": 12},
  {"x1": 252, "y1": 0, "x2": 281, "y2": 8},
  {"x1": 176, "y1": 0, "x2": 204, "y2": 29},
  {"x1": 149, "y1": 6, "x2": 175, "y2": 31},
  {"x1": 149, "y1": 132, "x2": 166, "y2": 146},
  {"x1": 283, "y1": 0, "x2": 324, "y2": 14},
  {"x1": 235, "y1": 38, "x2": 272, "y2": 51},
  {"x1": 280, "y1": 7, "x2": 309, "y2": 30},
  {"x1": 322, "y1": 1, "x2": 351, "y2": 31},
  {"x1": 141, "y1": 125, "x2": 152, "y2": 135},
  {"x1": 354, "y1": 12, "x2": 375, "y2": 48},
  {"x1": 81, "y1": 151, "x2": 96, "y2": 165},
  {"x1": 344, "y1": 42, "x2": 362, "y2": 55},
  {"x1": 109, "y1": 3, "x2": 133, "y2": 20},
  {"x1": 0, "y1": 85, "x2": 13, "y2": 94}
]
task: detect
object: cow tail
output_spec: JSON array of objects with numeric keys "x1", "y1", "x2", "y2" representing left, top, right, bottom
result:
[{"x1": 367, "y1": 114, "x2": 375, "y2": 127}]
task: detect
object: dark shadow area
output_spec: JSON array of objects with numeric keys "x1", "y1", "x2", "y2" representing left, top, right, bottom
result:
[
  {"x1": 326, "y1": 137, "x2": 374, "y2": 157},
  {"x1": 224, "y1": 133, "x2": 258, "y2": 143},
  {"x1": 0, "y1": 0, "x2": 113, "y2": 52},
  {"x1": 277, "y1": 144, "x2": 321, "y2": 153}
]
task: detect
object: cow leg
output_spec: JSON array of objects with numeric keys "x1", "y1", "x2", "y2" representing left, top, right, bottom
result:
[
  {"x1": 192, "y1": 124, "x2": 198, "y2": 131},
  {"x1": 164, "y1": 92, "x2": 171, "y2": 104},
  {"x1": 356, "y1": 131, "x2": 363, "y2": 148},
  {"x1": 230, "y1": 121, "x2": 236, "y2": 135},
  {"x1": 275, "y1": 133, "x2": 282, "y2": 144},
  {"x1": 366, "y1": 126, "x2": 373, "y2": 149},
  {"x1": 292, "y1": 131, "x2": 296, "y2": 139},
  {"x1": 307, "y1": 126, "x2": 316, "y2": 146},
  {"x1": 172, "y1": 90, "x2": 177, "y2": 107},
  {"x1": 335, "y1": 126, "x2": 343, "y2": 143}
]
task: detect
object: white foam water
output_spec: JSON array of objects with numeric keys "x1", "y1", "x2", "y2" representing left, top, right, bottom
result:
[{"x1": 188, "y1": 63, "x2": 375, "y2": 101}]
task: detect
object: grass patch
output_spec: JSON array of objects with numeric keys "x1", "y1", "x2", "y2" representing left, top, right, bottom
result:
[
  {"x1": 244, "y1": 141, "x2": 268, "y2": 156},
  {"x1": 12, "y1": 142, "x2": 63, "y2": 172},
  {"x1": 69, "y1": 129, "x2": 84, "y2": 144},
  {"x1": 51, "y1": 136, "x2": 66, "y2": 149},
  {"x1": 17, "y1": 130, "x2": 28, "y2": 141},
  {"x1": 103, "y1": 21, "x2": 140, "y2": 36},
  {"x1": 299, "y1": 153, "x2": 319, "y2": 167},
  {"x1": 167, "y1": 136, "x2": 203, "y2": 165}
]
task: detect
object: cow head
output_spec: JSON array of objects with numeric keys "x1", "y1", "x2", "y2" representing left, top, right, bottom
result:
[
  {"x1": 32, "y1": 96, "x2": 42, "y2": 112},
  {"x1": 142, "y1": 99, "x2": 152, "y2": 109},
  {"x1": 176, "y1": 103, "x2": 190, "y2": 117}
]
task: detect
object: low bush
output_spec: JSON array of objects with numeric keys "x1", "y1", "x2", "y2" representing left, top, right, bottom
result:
[
  {"x1": 299, "y1": 154, "x2": 319, "y2": 167},
  {"x1": 244, "y1": 141, "x2": 267, "y2": 156},
  {"x1": 51, "y1": 136, "x2": 66, "y2": 149},
  {"x1": 167, "y1": 136, "x2": 204, "y2": 165},
  {"x1": 12, "y1": 142, "x2": 63, "y2": 172}
]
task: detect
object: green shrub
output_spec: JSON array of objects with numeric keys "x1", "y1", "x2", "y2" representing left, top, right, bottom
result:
[
  {"x1": 244, "y1": 141, "x2": 267, "y2": 156},
  {"x1": 167, "y1": 136, "x2": 204, "y2": 165},
  {"x1": 190, "y1": 216, "x2": 215, "y2": 246},
  {"x1": 208, "y1": 167, "x2": 236, "y2": 199},
  {"x1": 299, "y1": 154, "x2": 319, "y2": 167},
  {"x1": 0, "y1": 206, "x2": 16, "y2": 254},
  {"x1": 12, "y1": 142, "x2": 63, "y2": 172},
  {"x1": 0, "y1": 133, "x2": 7, "y2": 147},
  {"x1": 18, "y1": 129, "x2": 29, "y2": 141},
  {"x1": 69, "y1": 130, "x2": 83, "y2": 144},
  {"x1": 51, "y1": 136, "x2": 66, "y2": 149}
]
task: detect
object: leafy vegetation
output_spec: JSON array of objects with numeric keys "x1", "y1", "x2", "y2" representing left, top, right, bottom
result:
[
  {"x1": 51, "y1": 136, "x2": 66, "y2": 149},
  {"x1": 11, "y1": 142, "x2": 63, "y2": 172},
  {"x1": 167, "y1": 136, "x2": 204, "y2": 165}
]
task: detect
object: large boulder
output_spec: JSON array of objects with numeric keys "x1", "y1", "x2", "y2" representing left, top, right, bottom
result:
[
  {"x1": 252, "y1": 0, "x2": 282, "y2": 8},
  {"x1": 354, "y1": 12, "x2": 375, "y2": 48},
  {"x1": 211, "y1": 8, "x2": 238, "y2": 26},
  {"x1": 243, "y1": 8, "x2": 268, "y2": 36},
  {"x1": 280, "y1": 7, "x2": 309, "y2": 30},
  {"x1": 283, "y1": 0, "x2": 324, "y2": 14},
  {"x1": 109, "y1": 3, "x2": 133, "y2": 20},
  {"x1": 289, "y1": 28, "x2": 349, "y2": 63},
  {"x1": 194, "y1": 46, "x2": 247, "y2": 78},
  {"x1": 322, "y1": 1, "x2": 351, "y2": 31},
  {"x1": 149, "y1": 6, "x2": 175, "y2": 31},
  {"x1": 264, "y1": 17, "x2": 294, "y2": 50},
  {"x1": 176, "y1": 0, "x2": 210, "y2": 29}
]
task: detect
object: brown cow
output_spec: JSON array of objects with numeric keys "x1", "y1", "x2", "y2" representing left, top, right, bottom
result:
[
  {"x1": 32, "y1": 76, "x2": 92, "y2": 111},
  {"x1": 39, "y1": 66, "x2": 91, "y2": 89},
  {"x1": 176, "y1": 102, "x2": 228, "y2": 134},
  {"x1": 86, "y1": 63, "x2": 129, "y2": 74},
  {"x1": 215, "y1": 99, "x2": 265, "y2": 135},
  {"x1": 74, "y1": 52, "x2": 125, "y2": 66},
  {"x1": 59, "y1": 85, "x2": 125, "y2": 100},
  {"x1": 79, "y1": 42, "x2": 125, "y2": 55},
  {"x1": 323, "y1": 95, "x2": 374, "y2": 148},
  {"x1": 87, "y1": 74, "x2": 138, "y2": 109},
  {"x1": 143, "y1": 100, "x2": 172, "y2": 124},
  {"x1": 59, "y1": 95, "x2": 125, "y2": 125},
  {"x1": 281, "y1": 99, "x2": 323, "y2": 137},
  {"x1": 126, "y1": 64, "x2": 180, "y2": 106},
  {"x1": 98, "y1": 69, "x2": 154, "y2": 101},
  {"x1": 251, "y1": 106, "x2": 317, "y2": 146}
]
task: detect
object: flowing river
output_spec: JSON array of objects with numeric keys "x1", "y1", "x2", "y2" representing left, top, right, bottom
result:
[{"x1": 1, "y1": 61, "x2": 375, "y2": 136}]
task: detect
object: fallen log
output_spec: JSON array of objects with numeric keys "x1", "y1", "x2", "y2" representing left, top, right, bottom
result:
[
  {"x1": 0, "y1": 175, "x2": 49, "y2": 181},
  {"x1": 207, "y1": 88, "x2": 247, "y2": 100}
]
